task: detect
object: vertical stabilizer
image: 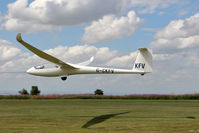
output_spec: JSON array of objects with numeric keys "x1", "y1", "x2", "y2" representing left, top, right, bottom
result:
[{"x1": 132, "y1": 48, "x2": 152, "y2": 74}]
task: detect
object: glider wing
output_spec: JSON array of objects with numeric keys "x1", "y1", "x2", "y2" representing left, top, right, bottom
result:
[{"x1": 16, "y1": 33, "x2": 76, "y2": 69}]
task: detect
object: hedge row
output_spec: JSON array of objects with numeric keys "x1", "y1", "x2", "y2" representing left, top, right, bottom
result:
[{"x1": 0, "y1": 94, "x2": 199, "y2": 100}]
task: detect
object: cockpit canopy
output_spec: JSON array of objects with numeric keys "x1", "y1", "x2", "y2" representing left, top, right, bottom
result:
[
  {"x1": 34, "y1": 65, "x2": 45, "y2": 69},
  {"x1": 33, "y1": 65, "x2": 59, "y2": 69}
]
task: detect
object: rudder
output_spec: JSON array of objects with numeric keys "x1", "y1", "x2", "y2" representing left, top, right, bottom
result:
[{"x1": 132, "y1": 48, "x2": 152, "y2": 74}]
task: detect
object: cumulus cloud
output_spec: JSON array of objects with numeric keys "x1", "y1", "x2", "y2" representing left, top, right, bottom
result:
[
  {"x1": 3, "y1": 0, "x2": 127, "y2": 33},
  {"x1": 45, "y1": 45, "x2": 128, "y2": 68},
  {"x1": 106, "y1": 52, "x2": 137, "y2": 68},
  {"x1": 42, "y1": 44, "x2": 136, "y2": 68},
  {"x1": 150, "y1": 13, "x2": 199, "y2": 52},
  {"x1": 81, "y1": 11, "x2": 143, "y2": 44},
  {"x1": 148, "y1": 13, "x2": 199, "y2": 88},
  {"x1": 2, "y1": 0, "x2": 181, "y2": 33},
  {"x1": 0, "y1": 40, "x2": 39, "y2": 72},
  {"x1": 129, "y1": 0, "x2": 179, "y2": 14},
  {"x1": 155, "y1": 13, "x2": 199, "y2": 40},
  {"x1": 0, "y1": 39, "x2": 24, "y2": 61}
]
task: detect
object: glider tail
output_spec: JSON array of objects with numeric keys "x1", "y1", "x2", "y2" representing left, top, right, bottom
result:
[{"x1": 132, "y1": 48, "x2": 152, "y2": 74}]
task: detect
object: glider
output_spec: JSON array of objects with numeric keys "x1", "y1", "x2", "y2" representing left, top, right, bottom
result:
[{"x1": 16, "y1": 33, "x2": 153, "y2": 81}]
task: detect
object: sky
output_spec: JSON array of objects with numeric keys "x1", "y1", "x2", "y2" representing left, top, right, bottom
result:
[{"x1": 0, "y1": 0, "x2": 199, "y2": 95}]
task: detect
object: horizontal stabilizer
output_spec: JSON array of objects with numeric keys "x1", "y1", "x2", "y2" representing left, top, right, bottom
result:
[{"x1": 77, "y1": 56, "x2": 94, "y2": 66}]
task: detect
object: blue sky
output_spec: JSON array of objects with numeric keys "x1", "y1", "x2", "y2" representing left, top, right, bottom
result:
[{"x1": 0, "y1": 0, "x2": 199, "y2": 95}]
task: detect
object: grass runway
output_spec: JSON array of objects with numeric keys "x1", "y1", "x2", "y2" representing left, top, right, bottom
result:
[{"x1": 0, "y1": 99, "x2": 199, "y2": 133}]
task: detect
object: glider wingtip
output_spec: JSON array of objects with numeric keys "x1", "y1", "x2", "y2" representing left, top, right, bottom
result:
[
  {"x1": 90, "y1": 56, "x2": 94, "y2": 61},
  {"x1": 16, "y1": 33, "x2": 22, "y2": 42},
  {"x1": 138, "y1": 48, "x2": 148, "y2": 52}
]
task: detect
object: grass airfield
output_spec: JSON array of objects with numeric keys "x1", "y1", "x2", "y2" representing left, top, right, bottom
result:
[{"x1": 0, "y1": 99, "x2": 199, "y2": 133}]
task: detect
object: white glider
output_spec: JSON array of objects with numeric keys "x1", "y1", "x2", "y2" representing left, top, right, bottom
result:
[{"x1": 16, "y1": 33, "x2": 152, "y2": 81}]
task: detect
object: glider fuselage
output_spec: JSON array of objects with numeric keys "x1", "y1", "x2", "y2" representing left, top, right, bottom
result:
[{"x1": 27, "y1": 65, "x2": 144, "y2": 77}]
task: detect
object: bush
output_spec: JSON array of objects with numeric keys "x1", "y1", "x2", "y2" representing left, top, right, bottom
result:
[
  {"x1": 94, "y1": 89, "x2": 104, "y2": 95},
  {"x1": 18, "y1": 88, "x2": 29, "y2": 95},
  {"x1": 30, "y1": 86, "x2": 40, "y2": 95}
]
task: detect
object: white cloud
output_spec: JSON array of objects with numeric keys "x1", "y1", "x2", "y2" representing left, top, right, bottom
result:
[
  {"x1": 3, "y1": 0, "x2": 127, "y2": 33},
  {"x1": 2, "y1": 0, "x2": 181, "y2": 33},
  {"x1": 148, "y1": 15, "x2": 199, "y2": 90},
  {"x1": 106, "y1": 52, "x2": 137, "y2": 68},
  {"x1": 81, "y1": 11, "x2": 143, "y2": 44},
  {"x1": 0, "y1": 39, "x2": 45, "y2": 72},
  {"x1": 148, "y1": 13, "x2": 199, "y2": 89},
  {"x1": 0, "y1": 39, "x2": 24, "y2": 61},
  {"x1": 44, "y1": 45, "x2": 119, "y2": 65},
  {"x1": 155, "y1": 13, "x2": 199, "y2": 40},
  {"x1": 4, "y1": 18, "x2": 55, "y2": 33},
  {"x1": 129, "y1": 0, "x2": 179, "y2": 14},
  {"x1": 150, "y1": 13, "x2": 199, "y2": 52}
]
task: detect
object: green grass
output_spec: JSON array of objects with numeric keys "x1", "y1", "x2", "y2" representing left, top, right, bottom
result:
[{"x1": 0, "y1": 99, "x2": 199, "y2": 133}]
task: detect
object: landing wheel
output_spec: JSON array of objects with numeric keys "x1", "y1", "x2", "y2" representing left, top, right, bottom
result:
[
  {"x1": 141, "y1": 74, "x2": 144, "y2": 76},
  {"x1": 61, "y1": 77, "x2": 67, "y2": 81}
]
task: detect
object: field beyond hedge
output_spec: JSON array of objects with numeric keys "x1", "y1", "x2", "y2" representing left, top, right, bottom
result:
[{"x1": 0, "y1": 99, "x2": 199, "y2": 133}]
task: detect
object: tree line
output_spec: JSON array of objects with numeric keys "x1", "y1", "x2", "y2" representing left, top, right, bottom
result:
[
  {"x1": 19, "y1": 86, "x2": 40, "y2": 95},
  {"x1": 19, "y1": 86, "x2": 104, "y2": 95}
]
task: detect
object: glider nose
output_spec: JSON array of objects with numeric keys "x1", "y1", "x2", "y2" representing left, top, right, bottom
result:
[{"x1": 26, "y1": 67, "x2": 35, "y2": 74}]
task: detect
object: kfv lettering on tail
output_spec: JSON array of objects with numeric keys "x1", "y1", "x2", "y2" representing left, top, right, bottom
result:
[{"x1": 135, "y1": 63, "x2": 145, "y2": 69}]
